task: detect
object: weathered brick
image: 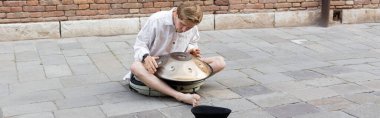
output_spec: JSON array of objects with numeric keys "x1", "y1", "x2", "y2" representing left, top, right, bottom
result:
[
  {"x1": 204, "y1": 0, "x2": 214, "y2": 5},
  {"x1": 173, "y1": 1, "x2": 184, "y2": 7},
  {"x1": 275, "y1": 3, "x2": 292, "y2": 8},
  {"x1": 97, "y1": 10, "x2": 109, "y2": 14},
  {"x1": 154, "y1": 2, "x2": 172, "y2": 7},
  {"x1": 0, "y1": 13, "x2": 5, "y2": 18},
  {"x1": 221, "y1": 6, "x2": 229, "y2": 10},
  {"x1": 230, "y1": 0, "x2": 242, "y2": 4},
  {"x1": 74, "y1": 0, "x2": 95, "y2": 4},
  {"x1": 45, "y1": 6, "x2": 57, "y2": 11},
  {"x1": 6, "y1": 12, "x2": 29, "y2": 19},
  {"x1": 78, "y1": 4, "x2": 90, "y2": 9},
  {"x1": 215, "y1": 0, "x2": 229, "y2": 5},
  {"x1": 246, "y1": 3, "x2": 265, "y2": 9},
  {"x1": 230, "y1": 4, "x2": 245, "y2": 10},
  {"x1": 0, "y1": 7, "x2": 11, "y2": 13},
  {"x1": 10, "y1": 7, "x2": 22, "y2": 12},
  {"x1": 250, "y1": 0, "x2": 259, "y2": 3},
  {"x1": 23, "y1": 6, "x2": 45, "y2": 12},
  {"x1": 259, "y1": 0, "x2": 277, "y2": 3},
  {"x1": 95, "y1": 0, "x2": 106, "y2": 3},
  {"x1": 27, "y1": 0, "x2": 39, "y2": 5},
  {"x1": 40, "y1": 0, "x2": 62, "y2": 5},
  {"x1": 140, "y1": 8, "x2": 159, "y2": 14},
  {"x1": 90, "y1": 4, "x2": 110, "y2": 10},
  {"x1": 0, "y1": 1, "x2": 2, "y2": 6},
  {"x1": 128, "y1": 0, "x2": 138, "y2": 2},
  {"x1": 62, "y1": 0, "x2": 74, "y2": 4},
  {"x1": 57, "y1": 5, "x2": 79, "y2": 10},
  {"x1": 43, "y1": 11, "x2": 65, "y2": 17},
  {"x1": 265, "y1": 3, "x2": 274, "y2": 8},
  {"x1": 287, "y1": 0, "x2": 304, "y2": 2},
  {"x1": 330, "y1": 1, "x2": 345, "y2": 5},
  {"x1": 111, "y1": 4, "x2": 122, "y2": 8},
  {"x1": 203, "y1": 5, "x2": 220, "y2": 11},
  {"x1": 129, "y1": 9, "x2": 139, "y2": 13},
  {"x1": 278, "y1": 0, "x2": 287, "y2": 2},
  {"x1": 372, "y1": 0, "x2": 380, "y2": 3},
  {"x1": 143, "y1": 2, "x2": 153, "y2": 7},
  {"x1": 122, "y1": 3, "x2": 142, "y2": 8},
  {"x1": 293, "y1": 2, "x2": 301, "y2": 6},
  {"x1": 76, "y1": 10, "x2": 97, "y2": 15},
  {"x1": 301, "y1": 2, "x2": 318, "y2": 7},
  {"x1": 29, "y1": 12, "x2": 43, "y2": 17},
  {"x1": 105, "y1": 0, "x2": 128, "y2": 4},
  {"x1": 109, "y1": 9, "x2": 129, "y2": 14},
  {"x1": 65, "y1": 10, "x2": 76, "y2": 16},
  {"x1": 242, "y1": 0, "x2": 250, "y2": 3},
  {"x1": 4, "y1": 1, "x2": 26, "y2": 7}
]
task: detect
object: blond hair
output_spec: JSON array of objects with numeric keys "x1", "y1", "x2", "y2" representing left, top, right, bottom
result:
[{"x1": 177, "y1": 2, "x2": 203, "y2": 25}]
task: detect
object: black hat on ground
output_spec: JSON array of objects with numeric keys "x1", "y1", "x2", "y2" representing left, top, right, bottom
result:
[{"x1": 191, "y1": 105, "x2": 232, "y2": 118}]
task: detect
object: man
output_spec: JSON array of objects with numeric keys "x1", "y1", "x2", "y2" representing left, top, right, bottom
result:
[{"x1": 127, "y1": 2, "x2": 225, "y2": 106}]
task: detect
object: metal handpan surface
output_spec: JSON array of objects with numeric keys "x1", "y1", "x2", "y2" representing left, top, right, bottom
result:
[{"x1": 155, "y1": 52, "x2": 212, "y2": 82}]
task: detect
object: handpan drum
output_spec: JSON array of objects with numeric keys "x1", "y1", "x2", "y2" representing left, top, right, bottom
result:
[{"x1": 155, "y1": 52, "x2": 213, "y2": 85}]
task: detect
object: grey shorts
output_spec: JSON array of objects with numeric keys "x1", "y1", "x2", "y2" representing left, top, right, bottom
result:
[{"x1": 129, "y1": 74, "x2": 204, "y2": 96}]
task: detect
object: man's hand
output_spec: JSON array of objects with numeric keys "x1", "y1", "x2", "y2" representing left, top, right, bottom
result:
[
  {"x1": 143, "y1": 56, "x2": 159, "y2": 74},
  {"x1": 189, "y1": 48, "x2": 201, "y2": 57}
]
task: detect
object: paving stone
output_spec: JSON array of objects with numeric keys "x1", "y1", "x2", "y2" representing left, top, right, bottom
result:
[
  {"x1": 9, "y1": 112, "x2": 54, "y2": 118},
  {"x1": 308, "y1": 96, "x2": 354, "y2": 111},
  {"x1": 198, "y1": 89, "x2": 241, "y2": 101},
  {"x1": 264, "y1": 103, "x2": 320, "y2": 118},
  {"x1": 36, "y1": 41, "x2": 61, "y2": 56},
  {"x1": 311, "y1": 66, "x2": 355, "y2": 76},
  {"x1": 343, "y1": 92, "x2": 380, "y2": 104},
  {"x1": 62, "y1": 49, "x2": 87, "y2": 57},
  {"x1": 58, "y1": 40, "x2": 82, "y2": 50},
  {"x1": 280, "y1": 61, "x2": 332, "y2": 72},
  {"x1": 0, "y1": 90, "x2": 64, "y2": 107},
  {"x1": 239, "y1": 68, "x2": 264, "y2": 77},
  {"x1": 65, "y1": 56, "x2": 93, "y2": 65},
  {"x1": 358, "y1": 80, "x2": 380, "y2": 91},
  {"x1": 230, "y1": 85, "x2": 273, "y2": 97},
  {"x1": 335, "y1": 72, "x2": 380, "y2": 82},
  {"x1": 0, "y1": 43, "x2": 14, "y2": 54},
  {"x1": 197, "y1": 80, "x2": 227, "y2": 92},
  {"x1": 100, "y1": 99, "x2": 166, "y2": 117},
  {"x1": 16, "y1": 61, "x2": 46, "y2": 82},
  {"x1": 44, "y1": 64, "x2": 72, "y2": 78},
  {"x1": 212, "y1": 70, "x2": 248, "y2": 80},
  {"x1": 264, "y1": 81, "x2": 312, "y2": 92},
  {"x1": 343, "y1": 104, "x2": 380, "y2": 118},
  {"x1": 159, "y1": 105, "x2": 193, "y2": 118},
  {"x1": 54, "y1": 106, "x2": 106, "y2": 118},
  {"x1": 212, "y1": 98, "x2": 258, "y2": 112},
  {"x1": 96, "y1": 92, "x2": 153, "y2": 104},
  {"x1": 55, "y1": 96, "x2": 101, "y2": 109},
  {"x1": 89, "y1": 52, "x2": 127, "y2": 81},
  {"x1": 1, "y1": 102, "x2": 56, "y2": 117},
  {"x1": 229, "y1": 109, "x2": 275, "y2": 118},
  {"x1": 287, "y1": 87, "x2": 339, "y2": 101},
  {"x1": 69, "y1": 64, "x2": 100, "y2": 75},
  {"x1": 251, "y1": 73, "x2": 295, "y2": 84},
  {"x1": 40, "y1": 55, "x2": 67, "y2": 65},
  {"x1": 79, "y1": 38, "x2": 109, "y2": 54},
  {"x1": 10, "y1": 79, "x2": 63, "y2": 94},
  {"x1": 0, "y1": 84, "x2": 9, "y2": 98},
  {"x1": 283, "y1": 70, "x2": 325, "y2": 80},
  {"x1": 0, "y1": 53, "x2": 15, "y2": 61},
  {"x1": 61, "y1": 82, "x2": 126, "y2": 98},
  {"x1": 293, "y1": 111, "x2": 355, "y2": 118},
  {"x1": 369, "y1": 62, "x2": 380, "y2": 67},
  {"x1": 216, "y1": 77, "x2": 258, "y2": 88},
  {"x1": 59, "y1": 73, "x2": 109, "y2": 87},
  {"x1": 329, "y1": 58, "x2": 380, "y2": 66},
  {"x1": 345, "y1": 64, "x2": 379, "y2": 71},
  {"x1": 327, "y1": 83, "x2": 372, "y2": 95},
  {"x1": 135, "y1": 110, "x2": 166, "y2": 118},
  {"x1": 0, "y1": 71, "x2": 19, "y2": 84},
  {"x1": 248, "y1": 92, "x2": 301, "y2": 108},
  {"x1": 15, "y1": 51, "x2": 40, "y2": 62},
  {"x1": 0, "y1": 61, "x2": 16, "y2": 72},
  {"x1": 108, "y1": 113, "x2": 136, "y2": 118},
  {"x1": 300, "y1": 77, "x2": 346, "y2": 87}
]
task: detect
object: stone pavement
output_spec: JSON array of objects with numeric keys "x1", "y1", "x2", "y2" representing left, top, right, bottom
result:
[{"x1": 1, "y1": 23, "x2": 380, "y2": 118}]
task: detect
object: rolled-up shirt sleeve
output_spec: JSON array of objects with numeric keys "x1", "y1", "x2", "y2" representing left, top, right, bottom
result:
[
  {"x1": 134, "y1": 19, "x2": 156, "y2": 62},
  {"x1": 186, "y1": 26, "x2": 200, "y2": 52}
]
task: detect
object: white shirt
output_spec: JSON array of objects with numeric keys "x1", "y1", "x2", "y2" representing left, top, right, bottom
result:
[
  {"x1": 133, "y1": 8, "x2": 200, "y2": 62},
  {"x1": 124, "y1": 8, "x2": 200, "y2": 80}
]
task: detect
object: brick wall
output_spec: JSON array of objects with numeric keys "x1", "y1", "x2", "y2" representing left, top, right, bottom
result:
[{"x1": 0, "y1": 0, "x2": 379, "y2": 24}]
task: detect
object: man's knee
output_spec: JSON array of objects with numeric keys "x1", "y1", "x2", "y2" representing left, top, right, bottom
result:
[
  {"x1": 130, "y1": 61, "x2": 144, "y2": 77},
  {"x1": 214, "y1": 56, "x2": 226, "y2": 69}
]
